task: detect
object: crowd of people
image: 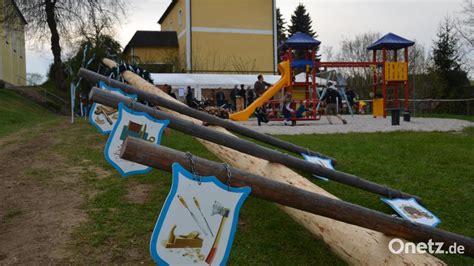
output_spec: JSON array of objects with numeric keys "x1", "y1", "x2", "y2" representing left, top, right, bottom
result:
[
  {"x1": 77, "y1": 74, "x2": 358, "y2": 127},
  {"x1": 161, "y1": 75, "x2": 360, "y2": 126}
]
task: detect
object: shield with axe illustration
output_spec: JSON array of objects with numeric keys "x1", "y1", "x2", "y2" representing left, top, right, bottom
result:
[
  {"x1": 150, "y1": 163, "x2": 250, "y2": 265},
  {"x1": 89, "y1": 81, "x2": 137, "y2": 134},
  {"x1": 104, "y1": 103, "x2": 168, "y2": 177}
]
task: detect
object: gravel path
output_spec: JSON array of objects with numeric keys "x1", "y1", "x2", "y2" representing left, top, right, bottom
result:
[{"x1": 238, "y1": 115, "x2": 474, "y2": 135}]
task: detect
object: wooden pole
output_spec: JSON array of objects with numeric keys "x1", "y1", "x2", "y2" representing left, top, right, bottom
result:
[
  {"x1": 98, "y1": 58, "x2": 444, "y2": 265},
  {"x1": 89, "y1": 87, "x2": 421, "y2": 201},
  {"x1": 78, "y1": 68, "x2": 336, "y2": 162},
  {"x1": 382, "y1": 48, "x2": 388, "y2": 118},
  {"x1": 121, "y1": 137, "x2": 474, "y2": 258}
]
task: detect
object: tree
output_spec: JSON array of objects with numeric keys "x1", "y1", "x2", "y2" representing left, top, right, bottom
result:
[
  {"x1": 288, "y1": 4, "x2": 315, "y2": 38},
  {"x1": 456, "y1": 0, "x2": 473, "y2": 74},
  {"x1": 336, "y1": 32, "x2": 381, "y2": 80},
  {"x1": 2, "y1": 0, "x2": 127, "y2": 92},
  {"x1": 430, "y1": 17, "x2": 470, "y2": 98},
  {"x1": 321, "y1": 46, "x2": 334, "y2": 61},
  {"x1": 408, "y1": 43, "x2": 428, "y2": 75},
  {"x1": 26, "y1": 73, "x2": 44, "y2": 85},
  {"x1": 457, "y1": 0, "x2": 474, "y2": 48},
  {"x1": 276, "y1": 8, "x2": 287, "y2": 45},
  {"x1": 65, "y1": 34, "x2": 123, "y2": 94}
]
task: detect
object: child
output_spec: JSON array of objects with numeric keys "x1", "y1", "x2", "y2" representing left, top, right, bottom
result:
[
  {"x1": 282, "y1": 93, "x2": 296, "y2": 126},
  {"x1": 321, "y1": 82, "x2": 347, "y2": 125}
]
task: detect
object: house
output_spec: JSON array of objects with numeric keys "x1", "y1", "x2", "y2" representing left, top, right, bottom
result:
[
  {"x1": 157, "y1": 0, "x2": 277, "y2": 74},
  {"x1": 123, "y1": 31, "x2": 179, "y2": 73},
  {"x1": 0, "y1": 0, "x2": 27, "y2": 87}
]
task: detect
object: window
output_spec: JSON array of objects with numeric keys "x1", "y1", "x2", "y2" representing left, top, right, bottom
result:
[
  {"x1": 4, "y1": 26, "x2": 9, "y2": 44},
  {"x1": 10, "y1": 30, "x2": 15, "y2": 49},
  {"x1": 178, "y1": 9, "x2": 183, "y2": 26},
  {"x1": 168, "y1": 21, "x2": 173, "y2": 31}
]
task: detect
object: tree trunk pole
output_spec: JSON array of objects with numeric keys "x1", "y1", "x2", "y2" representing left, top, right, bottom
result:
[
  {"x1": 98, "y1": 58, "x2": 444, "y2": 265},
  {"x1": 121, "y1": 137, "x2": 474, "y2": 258},
  {"x1": 89, "y1": 87, "x2": 421, "y2": 202}
]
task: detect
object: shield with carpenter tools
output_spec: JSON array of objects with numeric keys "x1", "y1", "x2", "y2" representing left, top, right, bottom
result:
[
  {"x1": 89, "y1": 82, "x2": 137, "y2": 135},
  {"x1": 104, "y1": 103, "x2": 168, "y2": 177},
  {"x1": 150, "y1": 163, "x2": 250, "y2": 265}
]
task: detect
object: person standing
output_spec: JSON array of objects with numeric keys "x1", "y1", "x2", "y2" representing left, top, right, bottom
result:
[
  {"x1": 246, "y1": 85, "x2": 256, "y2": 106},
  {"x1": 215, "y1": 88, "x2": 226, "y2": 108},
  {"x1": 345, "y1": 87, "x2": 357, "y2": 113},
  {"x1": 237, "y1": 84, "x2": 247, "y2": 110},
  {"x1": 230, "y1": 85, "x2": 239, "y2": 111},
  {"x1": 80, "y1": 93, "x2": 90, "y2": 119},
  {"x1": 186, "y1": 86, "x2": 196, "y2": 108},
  {"x1": 165, "y1": 84, "x2": 177, "y2": 99},
  {"x1": 254, "y1": 74, "x2": 272, "y2": 97},
  {"x1": 321, "y1": 82, "x2": 347, "y2": 125}
]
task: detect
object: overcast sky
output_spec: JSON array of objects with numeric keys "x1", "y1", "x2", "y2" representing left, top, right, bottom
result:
[{"x1": 25, "y1": 0, "x2": 465, "y2": 80}]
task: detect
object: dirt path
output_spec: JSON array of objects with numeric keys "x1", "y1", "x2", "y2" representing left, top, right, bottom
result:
[{"x1": 0, "y1": 121, "x2": 87, "y2": 264}]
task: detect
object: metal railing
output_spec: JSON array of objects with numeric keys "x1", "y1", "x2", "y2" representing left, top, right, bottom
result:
[
  {"x1": 360, "y1": 98, "x2": 474, "y2": 116},
  {"x1": 8, "y1": 75, "x2": 69, "y2": 113}
]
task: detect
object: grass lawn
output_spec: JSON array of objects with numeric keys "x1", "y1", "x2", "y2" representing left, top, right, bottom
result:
[
  {"x1": 0, "y1": 89, "x2": 58, "y2": 137},
  {"x1": 63, "y1": 120, "x2": 473, "y2": 265},
  {"x1": 0, "y1": 96, "x2": 472, "y2": 265}
]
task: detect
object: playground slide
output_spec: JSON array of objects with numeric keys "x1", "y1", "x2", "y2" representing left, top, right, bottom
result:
[{"x1": 229, "y1": 60, "x2": 291, "y2": 121}]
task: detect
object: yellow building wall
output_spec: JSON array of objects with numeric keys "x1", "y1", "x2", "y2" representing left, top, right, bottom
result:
[
  {"x1": 126, "y1": 47, "x2": 178, "y2": 65},
  {"x1": 191, "y1": 0, "x2": 273, "y2": 30},
  {"x1": 191, "y1": 32, "x2": 273, "y2": 73},
  {"x1": 159, "y1": 0, "x2": 275, "y2": 73},
  {"x1": 161, "y1": 0, "x2": 186, "y2": 34},
  {"x1": 190, "y1": 0, "x2": 274, "y2": 72},
  {"x1": 177, "y1": 34, "x2": 187, "y2": 72},
  {"x1": 0, "y1": 0, "x2": 27, "y2": 86},
  {"x1": 161, "y1": 0, "x2": 187, "y2": 71}
]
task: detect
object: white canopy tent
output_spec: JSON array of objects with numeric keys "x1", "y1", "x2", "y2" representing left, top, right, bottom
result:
[{"x1": 150, "y1": 72, "x2": 331, "y2": 100}]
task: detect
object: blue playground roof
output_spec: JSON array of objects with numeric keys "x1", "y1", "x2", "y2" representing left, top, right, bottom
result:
[
  {"x1": 367, "y1": 33, "x2": 415, "y2": 50},
  {"x1": 291, "y1": 59, "x2": 314, "y2": 69},
  {"x1": 283, "y1": 32, "x2": 321, "y2": 49}
]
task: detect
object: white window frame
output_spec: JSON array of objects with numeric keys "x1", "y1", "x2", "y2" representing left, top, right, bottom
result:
[{"x1": 178, "y1": 9, "x2": 183, "y2": 26}]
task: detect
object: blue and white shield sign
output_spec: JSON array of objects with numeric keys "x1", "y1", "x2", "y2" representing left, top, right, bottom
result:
[
  {"x1": 105, "y1": 103, "x2": 169, "y2": 177},
  {"x1": 302, "y1": 153, "x2": 335, "y2": 181},
  {"x1": 382, "y1": 197, "x2": 441, "y2": 227},
  {"x1": 150, "y1": 163, "x2": 250, "y2": 265},
  {"x1": 89, "y1": 82, "x2": 137, "y2": 134}
]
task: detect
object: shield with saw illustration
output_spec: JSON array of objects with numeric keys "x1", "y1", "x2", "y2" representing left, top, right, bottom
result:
[
  {"x1": 89, "y1": 81, "x2": 138, "y2": 135},
  {"x1": 104, "y1": 102, "x2": 169, "y2": 177},
  {"x1": 150, "y1": 163, "x2": 250, "y2": 265}
]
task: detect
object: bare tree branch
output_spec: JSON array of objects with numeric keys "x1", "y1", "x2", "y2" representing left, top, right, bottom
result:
[{"x1": 1, "y1": 0, "x2": 128, "y2": 91}]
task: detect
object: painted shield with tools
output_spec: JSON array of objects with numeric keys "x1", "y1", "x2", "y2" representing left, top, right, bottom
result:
[
  {"x1": 89, "y1": 82, "x2": 138, "y2": 134},
  {"x1": 302, "y1": 153, "x2": 335, "y2": 181},
  {"x1": 382, "y1": 197, "x2": 441, "y2": 227},
  {"x1": 105, "y1": 103, "x2": 169, "y2": 177},
  {"x1": 150, "y1": 163, "x2": 250, "y2": 265}
]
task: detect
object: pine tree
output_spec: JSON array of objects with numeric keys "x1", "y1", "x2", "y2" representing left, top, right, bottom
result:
[
  {"x1": 276, "y1": 8, "x2": 287, "y2": 45},
  {"x1": 288, "y1": 4, "x2": 316, "y2": 38},
  {"x1": 431, "y1": 18, "x2": 470, "y2": 98}
]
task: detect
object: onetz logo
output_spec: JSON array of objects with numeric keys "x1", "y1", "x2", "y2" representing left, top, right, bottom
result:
[{"x1": 388, "y1": 238, "x2": 465, "y2": 255}]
